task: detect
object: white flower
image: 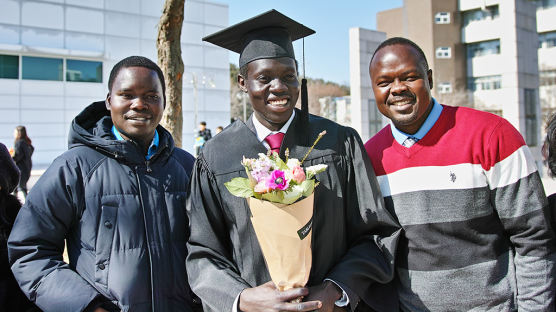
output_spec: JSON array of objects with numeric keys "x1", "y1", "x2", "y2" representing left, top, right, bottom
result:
[
  {"x1": 305, "y1": 164, "x2": 328, "y2": 179},
  {"x1": 286, "y1": 158, "x2": 300, "y2": 169}
]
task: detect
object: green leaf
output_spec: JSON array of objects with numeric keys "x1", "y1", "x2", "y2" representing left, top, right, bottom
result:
[
  {"x1": 282, "y1": 187, "x2": 303, "y2": 204},
  {"x1": 261, "y1": 191, "x2": 284, "y2": 203},
  {"x1": 224, "y1": 177, "x2": 254, "y2": 198},
  {"x1": 275, "y1": 156, "x2": 288, "y2": 171},
  {"x1": 301, "y1": 180, "x2": 315, "y2": 197}
]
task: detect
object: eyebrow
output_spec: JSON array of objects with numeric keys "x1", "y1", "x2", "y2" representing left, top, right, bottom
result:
[
  {"x1": 375, "y1": 68, "x2": 421, "y2": 78},
  {"x1": 117, "y1": 88, "x2": 160, "y2": 93}
]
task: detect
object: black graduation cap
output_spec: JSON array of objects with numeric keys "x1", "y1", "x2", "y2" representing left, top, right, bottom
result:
[{"x1": 203, "y1": 9, "x2": 315, "y2": 117}]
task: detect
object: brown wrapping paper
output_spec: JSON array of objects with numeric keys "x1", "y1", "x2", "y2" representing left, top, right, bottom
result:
[{"x1": 247, "y1": 193, "x2": 314, "y2": 291}]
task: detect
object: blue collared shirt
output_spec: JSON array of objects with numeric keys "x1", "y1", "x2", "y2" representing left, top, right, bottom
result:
[
  {"x1": 391, "y1": 98, "x2": 443, "y2": 145},
  {"x1": 112, "y1": 125, "x2": 159, "y2": 160}
]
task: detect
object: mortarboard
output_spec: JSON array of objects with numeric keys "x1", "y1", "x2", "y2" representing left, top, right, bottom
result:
[{"x1": 202, "y1": 9, "x2": 315, "y2": 117}]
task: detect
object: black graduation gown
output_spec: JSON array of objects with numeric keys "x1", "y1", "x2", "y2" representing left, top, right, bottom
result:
[{"x1": 186, "y1": 110, "x2": 401, "y2": 312}]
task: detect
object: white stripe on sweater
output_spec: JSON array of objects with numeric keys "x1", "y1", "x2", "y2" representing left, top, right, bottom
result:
[
  {"x1": 377, "y1": 146, "x2": 537, "y2": 197},
  {"x1": 484, "y1": 145, "x2": 537, "y2": 190}
]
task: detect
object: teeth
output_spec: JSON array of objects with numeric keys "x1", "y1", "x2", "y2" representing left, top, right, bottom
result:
[{"x1": 268, "y1": 99, "x2": 288, "y2": 105}]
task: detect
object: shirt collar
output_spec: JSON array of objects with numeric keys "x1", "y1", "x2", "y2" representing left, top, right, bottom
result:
[
  {"x1": 111, "y1": 125, "x2": 159, "y2": 160},
  {"x1": 252, "y1": 109, "x2": 296, "y2": 143},
  {"x1": 391, "y1": 98, "x2": 442, "y2": 145}
]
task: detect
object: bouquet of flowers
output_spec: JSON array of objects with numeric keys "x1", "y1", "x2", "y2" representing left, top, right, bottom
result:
[{"x1": 224, "y1": 131, "x2": 327, "y2": 291}]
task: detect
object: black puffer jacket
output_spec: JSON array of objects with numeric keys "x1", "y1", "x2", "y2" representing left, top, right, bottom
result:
[{"x1": 8, "y1": 101, "x2": 196, "y2": 312}]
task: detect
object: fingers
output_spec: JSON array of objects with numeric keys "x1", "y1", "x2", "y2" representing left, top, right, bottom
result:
[
  {"x1": 280, "y1": 300, "x2": 322, "y2": 311},
  {"x1": 278, "y1": 287, "x2": 309, "y2": 301}
]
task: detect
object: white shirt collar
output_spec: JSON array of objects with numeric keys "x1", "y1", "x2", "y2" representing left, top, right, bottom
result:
[{"x1": 252, "y1": 109, "x2": 296, "y2": 144}]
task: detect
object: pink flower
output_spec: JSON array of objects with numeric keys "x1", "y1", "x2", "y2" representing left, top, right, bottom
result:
[
  {"x1": 291, "y1": 166, "x2": 306, "y2": 183},
  {"x1": 254, "y1": 181, "x2": 271, "y2": 194},
  {"x1": 267, "y1": 170, "x2": 289, "y2": 191}
]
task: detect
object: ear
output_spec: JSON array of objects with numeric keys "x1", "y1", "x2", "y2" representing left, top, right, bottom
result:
[
  {"x1": 105, "y1": 93, "x2": 111, "y2": 110},
  {"x1": 427, "y1": 69, "x2": 433, "y2": 90},
  {"x1": 238, "y1": 74, "x2": 247, "y2": 93}
]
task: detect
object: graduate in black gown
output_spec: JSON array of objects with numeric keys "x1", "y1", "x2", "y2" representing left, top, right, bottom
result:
[{"x1": 186, "y1": 10, "x2": 401, "y2": 312}]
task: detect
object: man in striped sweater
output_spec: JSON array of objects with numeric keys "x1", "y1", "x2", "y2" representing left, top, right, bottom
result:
[{"x1": 365, "y1": 37, "x2": 556, "y2": 311}]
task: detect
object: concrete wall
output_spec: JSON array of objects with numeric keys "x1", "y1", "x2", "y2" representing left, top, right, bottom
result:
[{"x1": 349, "y1": 27, "x2": 387, "y2": 141}]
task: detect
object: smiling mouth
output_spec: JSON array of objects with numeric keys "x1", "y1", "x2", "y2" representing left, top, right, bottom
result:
[
  {"x1": 267, "y1": 98, "x2": 289, "y2": 107},
  {"x1": 125, "y1": 116, "x2": 151, "y2": 122}
]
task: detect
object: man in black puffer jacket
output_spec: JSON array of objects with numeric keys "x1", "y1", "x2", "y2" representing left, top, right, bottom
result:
[
  {"x1": 0, "y1": 142, "x2": 39, "y2": 311},
  {"x1": 8, "y1": 56, "x2": 197, "y2": 312}
]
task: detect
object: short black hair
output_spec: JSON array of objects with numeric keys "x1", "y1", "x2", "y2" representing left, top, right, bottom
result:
[
  {"x1": 200, "y1": 121, "x2": 207, "y2": 126},
  {"x1": 544, "y1": 112, "x2": 556, "y2": 177},
  {"x1": 108, "y1": 56, "x2": 166, "y2": 102},
  {"x1": 370, "y1": 37, "x2": 429, "y2": 71}
]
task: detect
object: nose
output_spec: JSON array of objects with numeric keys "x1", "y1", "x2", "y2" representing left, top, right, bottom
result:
[
  {"x1": 130, "y1": 96, "x2": 148, "y2": 110},
  {"x1": 269, "y1": 78, "x2": 288, "y2": 93},
  {"x1": 390, "y1": 78, "x2": 408, "y2": 95}
]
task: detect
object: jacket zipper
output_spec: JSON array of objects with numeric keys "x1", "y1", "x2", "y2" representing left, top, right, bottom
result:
[{"x1": 134, "y1": 167, "x2": 156, "y2": 312}]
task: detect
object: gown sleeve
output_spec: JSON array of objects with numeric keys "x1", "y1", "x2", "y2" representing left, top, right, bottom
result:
[
  {"x1": 325, "y1": 127, "x2": 402, "y2": 311},
  {"x1": 186, "y1": 156, "x2": 251, "y2": 312}
]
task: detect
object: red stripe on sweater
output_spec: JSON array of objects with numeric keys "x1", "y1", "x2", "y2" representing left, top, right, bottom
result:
[{"x1": 365, "y1": 106, "x2": 526, "y2": 176}]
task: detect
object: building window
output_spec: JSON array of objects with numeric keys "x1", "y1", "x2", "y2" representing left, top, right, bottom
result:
[
  {"x1": 438, "y1": 83, "x2": 452, "y2": 94},
  {"x1": 0, "y1": 54, "x2": 18, "y2": 79},
  {"x1": 540, "y1": 69, "x2": 556, "y2": 86},
  {"x1": 22, "y1": 56, "x2": 63, "y2": 81},
  {"x1": 436, "y1": 47, "x2": 451, "y2": 58},
  {"x1": 435, "y1": 12, "x2": 450, "y2": 24},
  {"x1": 524, "y1": 88, "x2": 538, "y2": 146},
  {"x1": 462, "y1": 5, "x2": 499, "y2": 26},
  {"x1": 467, "y1": 75, "x2": 502, "y2": 91},
  {"x1": 539, "y1": 31, "x2": 556, "y2": 49},
  {"x1": 368, "y1": 99, "x2": 383, "y2": 136},
  {"x1": 467, "y1": 40, "x2": 500, "y2": 58},
  {"x1": 67, "y1": 59, "x2": 102, "y2": 82},
  {"x1": 538, "y1": 0, "x2": 556, "y2": 10}
]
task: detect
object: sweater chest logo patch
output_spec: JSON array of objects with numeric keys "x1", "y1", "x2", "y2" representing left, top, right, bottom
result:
[{"x1": 449, "y1": 171, "x2": 457, "y2": 183}]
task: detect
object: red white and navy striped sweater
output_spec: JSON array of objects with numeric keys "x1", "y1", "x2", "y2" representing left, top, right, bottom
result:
[{"x1": 365, "y1": 105, "x2": 556, "y2": 311}]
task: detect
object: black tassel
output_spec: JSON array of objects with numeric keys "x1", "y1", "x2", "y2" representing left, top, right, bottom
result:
[{"x1": 301, "y1": 78, "x2": 308, "y2": 120}]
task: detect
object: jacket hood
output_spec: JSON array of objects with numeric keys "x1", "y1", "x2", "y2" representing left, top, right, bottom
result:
[{"x1": 69, "y1": 101, "x2": 175, "y2": 164}]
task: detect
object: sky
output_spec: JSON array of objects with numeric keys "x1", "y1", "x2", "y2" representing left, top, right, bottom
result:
[{"x1": 213, "y1": 0, "x2": 403, "y2": 86}]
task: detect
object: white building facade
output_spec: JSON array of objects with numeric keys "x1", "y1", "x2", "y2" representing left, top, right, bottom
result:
[
  {"x1": 348, "y1": 27, "x2": 387, "y2": 141},
  {"x1": 0, "y1": 0, "x2": 230, "y2": 167}
]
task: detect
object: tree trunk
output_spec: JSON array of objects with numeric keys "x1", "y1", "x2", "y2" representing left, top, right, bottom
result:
[{"x1": 157, "y1": 0, "x2": 185, "y2": 147}]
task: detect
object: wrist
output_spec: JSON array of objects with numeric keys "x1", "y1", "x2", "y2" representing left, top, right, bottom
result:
[{"x1": 324, "y1": 280, "x2": 342, "y2": 301}]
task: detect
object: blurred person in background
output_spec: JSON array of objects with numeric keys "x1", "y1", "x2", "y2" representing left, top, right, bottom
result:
[
  {"x1": 12, "y1": 125, "x2": 34, "y2": 199},
  {"x1": 194, "y1": 121, "x2": 212, "y2": 156},
  {"x1": 215, "y1": 126, "x2": 223, "y2": 135}
]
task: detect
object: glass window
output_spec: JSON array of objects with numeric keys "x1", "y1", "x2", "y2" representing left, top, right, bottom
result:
[
  {"x1": 467, "y1": 75, "x2": 502, "y2": 91},
  {"x1": 66, "y1": 59, "x2": 102, "y2": 82},
  {"x1": 438, "y1": 82, "x2": 452, "y2": 94},
  {"x1": 435, "y1": 12, "x2": 450, "y2": 24},
  {"x1": 436, "y1": 47, "x2": 451, "y2": 58},
  {"x1": 467, "y1": 40, "x2": 501, "y2": 58},
  {"x1": 540, "y1": 69, "x2": 556, "y2": 86},
  {"x1": 368, "y1": 99, "x2": 383, "y2": 137},
  {"x1": 22, "y1": 56, "x2": 62, "y2": 81},
  {"x1": 524, "y1": 88, "x2": 538, "y2": 146},
  {"x1": 463, "y1": 5, "x2": 499, "y2": 26},
  {"x1": 538, "y1": 0, "x2": 556, "y2": 10},
  {"x1": 0, "y1": 54, "x2": 19, "y2": 79},
  {"x1": 539, "y1": 31, "x2": 556, "y2": 49}
]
